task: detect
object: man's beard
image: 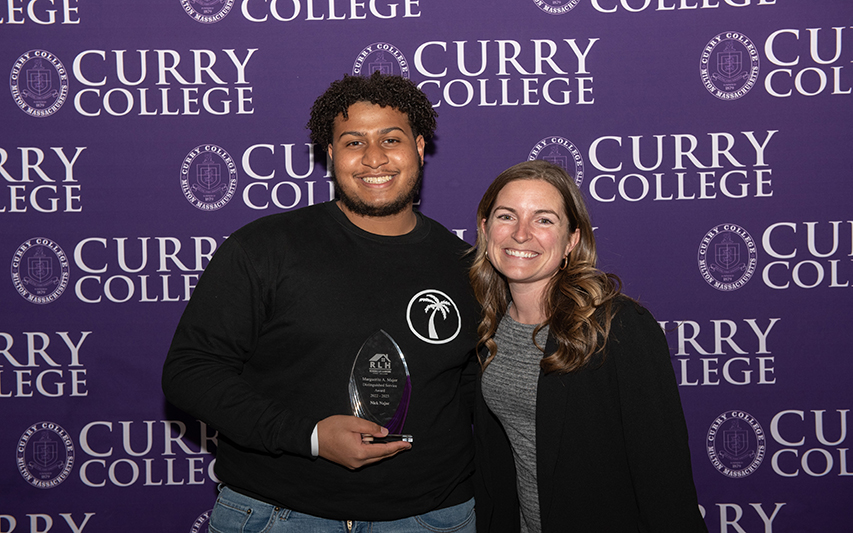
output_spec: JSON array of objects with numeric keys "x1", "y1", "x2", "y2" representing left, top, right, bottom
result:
[{"x1": 332, "y1": 162, "x2": 423, "y2": 218}]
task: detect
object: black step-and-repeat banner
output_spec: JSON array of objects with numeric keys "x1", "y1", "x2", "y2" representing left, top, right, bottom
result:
[{"x1": 3, "y1": 1, "x2": 851, "y2": 531}]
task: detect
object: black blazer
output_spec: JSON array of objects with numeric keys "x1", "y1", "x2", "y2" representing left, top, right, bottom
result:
[{"x1": 474, "y1": 300, "x2": 708, "y2": 532}]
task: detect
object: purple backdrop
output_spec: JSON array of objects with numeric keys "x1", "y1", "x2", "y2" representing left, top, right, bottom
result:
[{"x1": 2, "y1": 0, "x2": 851, "y2": 531}]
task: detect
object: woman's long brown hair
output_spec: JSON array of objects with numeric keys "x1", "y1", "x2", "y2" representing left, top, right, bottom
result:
[{"x1": 470, "y1": 160, "x2": 623, "y2": 373}]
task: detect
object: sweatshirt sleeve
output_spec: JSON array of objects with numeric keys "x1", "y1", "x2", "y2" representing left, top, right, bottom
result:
[
  {"x1": 161, "y1": 235, "x2": 315, "y2": 458},
  {"x1": 613, "y1": 303, "x2": 709, "y2": 532}
]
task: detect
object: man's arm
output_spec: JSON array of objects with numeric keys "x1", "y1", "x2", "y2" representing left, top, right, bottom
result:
[
  {"x1": 162, "y1": 236, "x2": 411, "y2": 466},
  {"x1": 162, "y1": 236, "x2": 316, "y2": 455},
  {"x1": 460, "y1": 346, "x2": 480, "y2": 423}
]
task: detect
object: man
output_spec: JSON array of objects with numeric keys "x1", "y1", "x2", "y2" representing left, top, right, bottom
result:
[{"x1": 162, "y1": 72, "x2": 479, "y2": 532}]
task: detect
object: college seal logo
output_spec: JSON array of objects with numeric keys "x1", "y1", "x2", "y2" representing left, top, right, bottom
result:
[
  {"x1": 528, "y1": 136, "x2": 584, "y2": 185},
  {"x1": 406, "y1": 289, "x2": 461, "y2": 344},
  {"x1": 180, "y1": 0, "x2": 235, "y2": 23},
  {"x1": 189, "y1": 510, "x2": 211, "y2": 533},
  {"x1": 700, "y1": 32, "x2": 760, "y2": 100},
  {"x1": 10, "y1": 50, "x2": 69, "y2": 117},
  {"x1": 180, "y1": 145, "x2": 239, "y2": 211},
  {"x1": 11, "y1": 237, "x2": 71, "y2": 304},
  {"x1": 707, "y1": 410, "x2": 766, "y2": 478},
  {"x1": 353, "y1": 42, "x2": 410, "y2": 79},
  {"x1": 532, "y1": 0, "x2": 580, "y2": 15},
  {"x1": 17, "y1": 422, "x2": 75, "y2": 489},
  {"x1": 697, "y1": 223, "x2": 758, "y2": 291}
]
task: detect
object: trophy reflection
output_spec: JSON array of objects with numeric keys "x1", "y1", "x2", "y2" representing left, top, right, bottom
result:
[{"x1": 349, "y1": 330, "x2": 413, "y2": 443}]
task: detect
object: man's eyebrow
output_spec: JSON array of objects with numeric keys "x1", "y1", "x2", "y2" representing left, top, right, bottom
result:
[{"x1": 337, "y1": 126, "x2": 406, "y2": 140}]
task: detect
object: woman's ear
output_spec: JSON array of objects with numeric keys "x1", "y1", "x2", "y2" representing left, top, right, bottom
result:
[{"x1": 565, "y1": 229, "x2": 580, "y2": 256}]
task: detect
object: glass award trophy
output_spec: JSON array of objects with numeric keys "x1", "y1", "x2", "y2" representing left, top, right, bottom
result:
[{"x1": 349, "y1": 330, "x2": 413, "y2": 443}]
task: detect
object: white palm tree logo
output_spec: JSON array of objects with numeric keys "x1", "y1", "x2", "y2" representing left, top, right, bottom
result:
[{"x1": 419, "y1": 294, "x2": 452, "y2": 340}]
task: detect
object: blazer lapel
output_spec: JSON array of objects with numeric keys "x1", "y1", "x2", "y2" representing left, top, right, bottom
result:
[{"x1": 536, "y1": 333, "x2": 571, "y2": 527}]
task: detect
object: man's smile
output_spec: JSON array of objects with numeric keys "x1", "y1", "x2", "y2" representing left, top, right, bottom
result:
[{"x1": 359, "y1": 174, "x2": 395, "y2": 185}]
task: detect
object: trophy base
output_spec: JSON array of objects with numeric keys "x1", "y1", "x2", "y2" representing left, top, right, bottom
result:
[{"x1": 362, "y1": 434, "x2": 414, "y2": 444}]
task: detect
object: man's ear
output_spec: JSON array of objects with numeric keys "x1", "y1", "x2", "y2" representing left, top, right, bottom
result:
[{"x1": 416, "y1": 135, "x2": 425, "y2": 165}]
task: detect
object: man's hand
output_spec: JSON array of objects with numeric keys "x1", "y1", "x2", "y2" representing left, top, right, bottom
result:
[{"x1": 317, "y1": 415, "x2": 412, "y2": 470}]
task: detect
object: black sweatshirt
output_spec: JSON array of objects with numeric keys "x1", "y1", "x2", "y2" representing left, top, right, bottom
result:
[{"x1": 163, "y1": 201, "x2": 480, "y2": 520}]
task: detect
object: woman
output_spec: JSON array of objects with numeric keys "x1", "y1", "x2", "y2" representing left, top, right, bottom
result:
[{"x1": 470, "y1": 160, "x2": 707, "y2": 533}]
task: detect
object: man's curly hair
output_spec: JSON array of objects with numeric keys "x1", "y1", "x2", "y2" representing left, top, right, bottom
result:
[{"x1": 307, "y1": 72, "x2": 437, "y2": 149}]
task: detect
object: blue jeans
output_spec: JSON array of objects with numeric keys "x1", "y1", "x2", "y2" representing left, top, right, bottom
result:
[{"x1": 209, "y1": 486, "x2": 475, "y2": 533}]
